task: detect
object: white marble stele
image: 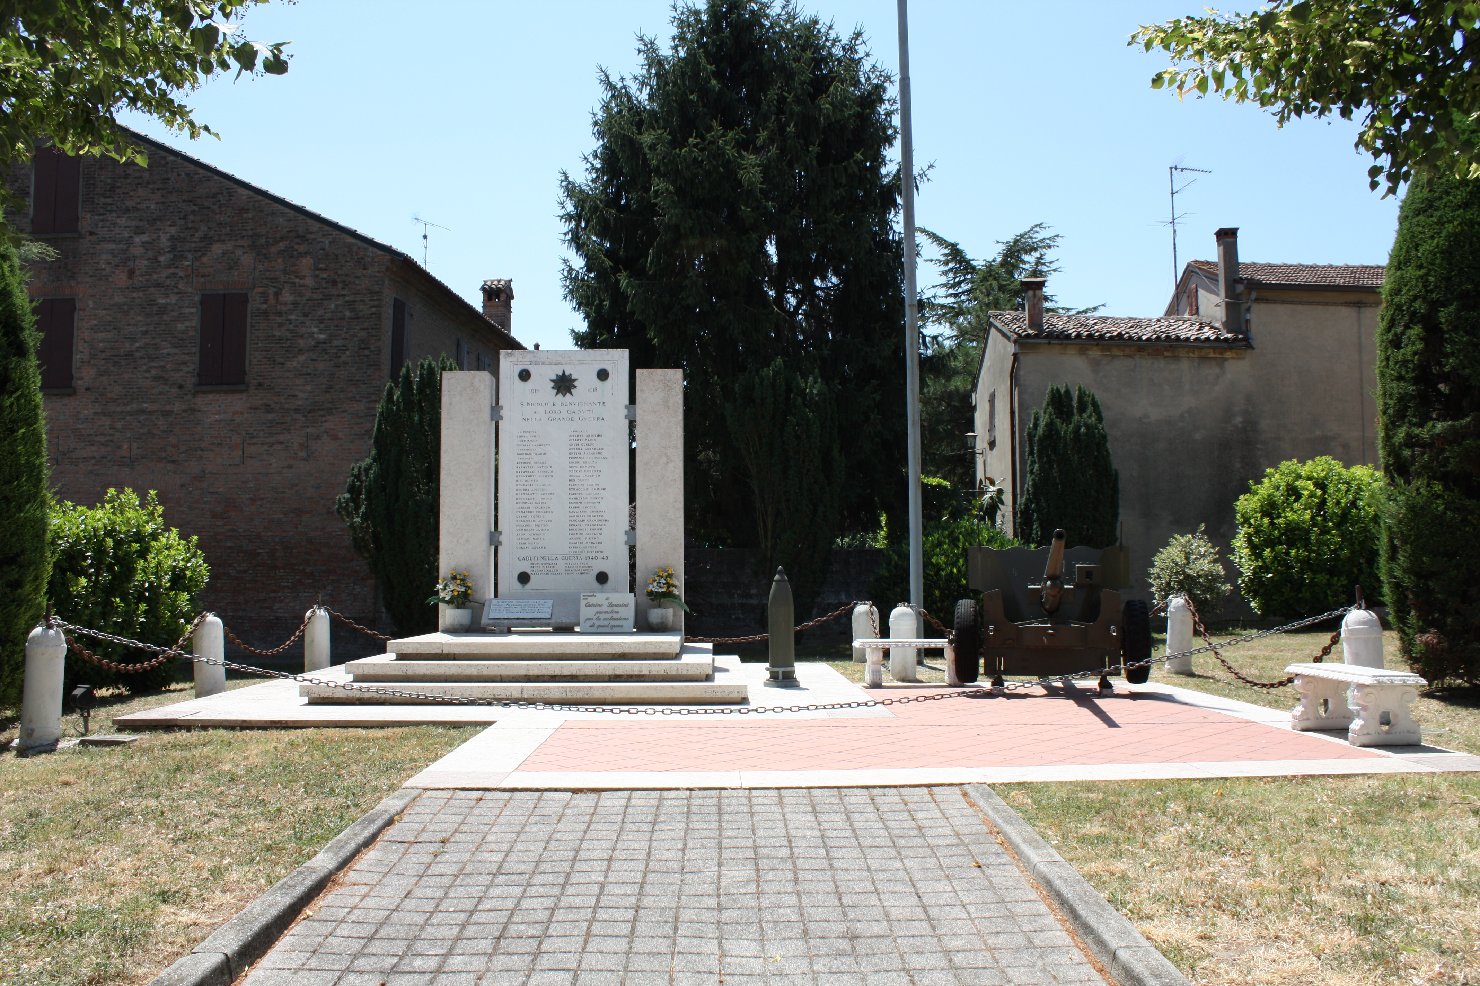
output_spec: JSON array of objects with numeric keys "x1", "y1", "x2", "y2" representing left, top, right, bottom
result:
[{"x1": 497, "y1": 349, "x2": 630, "y2": 628}]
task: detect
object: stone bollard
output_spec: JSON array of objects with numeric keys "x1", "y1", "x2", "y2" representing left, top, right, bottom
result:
[
  {"x1": 851, "y1": 602, "x2": 878, "y2": 663},
  {"x1": 888, "y1": 602, "x2": 920, "y2": 683},
  {"x1": 1164, "y1": 595, "x2": 1194, "y2": 675},
  {"x1": 765, "y1": 567, "x2": 799, "y2": 688},
  {"x1": 193, "y1": 614, "x2": 226, "y2": 698},
  {"x1": 19, "y1": 624, "x2": 66, "y2": 755},
  {"x1": 304, "y1": 606, "x2": 331, "y2": 672},
  {"x1": 1341, "y1": 608, "x2": 1384, "y2": 669}
]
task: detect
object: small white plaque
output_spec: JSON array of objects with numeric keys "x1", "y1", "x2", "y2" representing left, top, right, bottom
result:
[
  {"x1": 482, "y1": 598, "x2": 554, "y2": 624},
  {"x1": 580, "y1": 593, "x2": 635, "y2": 633}
]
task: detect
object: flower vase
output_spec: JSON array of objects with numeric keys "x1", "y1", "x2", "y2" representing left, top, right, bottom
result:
[
  {"x1": 647, "y1": 604, "x2": 674, "y2": 631},
  {"x1": 444, "y1": 606, "x2": 474, "y2": 632}
]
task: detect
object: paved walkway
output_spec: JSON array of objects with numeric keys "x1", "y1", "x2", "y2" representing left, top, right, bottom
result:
[{"x1": 244, "y1": 787, "x2": 1106, "y2": 986}]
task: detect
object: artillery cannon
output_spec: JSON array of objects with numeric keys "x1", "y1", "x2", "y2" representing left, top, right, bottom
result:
[{"x1": 952, "y1": 529, "x2": 1151, "y2": 691}]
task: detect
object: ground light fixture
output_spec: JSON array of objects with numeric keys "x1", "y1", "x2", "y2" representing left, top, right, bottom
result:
[{"x1": 70, "y1": 684, "x2": 96, "y2": 737}]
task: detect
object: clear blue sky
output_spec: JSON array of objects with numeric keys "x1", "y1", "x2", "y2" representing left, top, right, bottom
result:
[{"x1": 124, "y1": 1, "x2": 1400, "y2": 353}]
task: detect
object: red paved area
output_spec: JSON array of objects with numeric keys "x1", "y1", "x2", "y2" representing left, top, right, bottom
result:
[{"x1": 519, "y1": 686, "x2": 1384, "y2": 772}]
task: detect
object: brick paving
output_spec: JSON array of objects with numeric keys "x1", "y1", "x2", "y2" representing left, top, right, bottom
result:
[
  {"x1": 244, "y1": 787, "x2": 1107, "y2": 985},
  {"x1": 517, "y1": 686, "x2": 1382, "y2": 774}
]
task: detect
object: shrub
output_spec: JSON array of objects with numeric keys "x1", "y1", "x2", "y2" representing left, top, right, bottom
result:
[
  {"x1": 337, "y1": 356, "x2": 453, "y2": 636},
  {"x1": 872, "y1": 516, "x2": 1021, "y2": 626},
  {"x1": 0, "y1": 235, "x2": 50, "y2": 705},
  {"x1": 1377, "y1": 157, "x2": 1480, "y2": 685},
  {"x1": 1231, "y1": 457, "x2": 1383, "y2": 618},
  {"x1": 1017, "y1": 384, "x2": 1119, "y2": 548},
  {"x1": 1147, "y1": 525, "x2": 1233, "y2": 619},
  {"x1": 49, "y1": 489, "x2": 210, "y2": 693}
]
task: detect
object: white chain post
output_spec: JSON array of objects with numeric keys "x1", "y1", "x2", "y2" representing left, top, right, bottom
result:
[
  {"x1": 193, "y1": 615, "x2": 225, "y2": 697},
  {"x1": 851, "y1": 602, "x2": 878, "y2": 663},
  {"x1": 1165, "y1": 595, "x2": 1194, "y2": 674},
  {"x1": 1340, "y1": 608, "x2": 1384, "y2": 668},
  {"x1": 19, "y1": 623, "x2": 66, "y2": 755},
  {"x1": 888, "y1": 602, "x2": 920, "y2": 682},
  {"x1": 304, "y1": 606, "x2": 331, "y2": 672}
]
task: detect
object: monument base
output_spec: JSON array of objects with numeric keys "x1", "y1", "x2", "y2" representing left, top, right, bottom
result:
[{"x1": 302, "y1": 632, "x2": 748, "y2": 706}]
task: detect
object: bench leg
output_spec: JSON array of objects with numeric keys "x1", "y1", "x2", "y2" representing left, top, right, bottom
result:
[
  {"x1": 1291, "y1": 674, "x2": 1354, "y2": 731},
  {"x1": 944, "y1": 643, "x2": 960, "y2": 687},
  {"x1": 1348, "y1": 684, "x2": 1421, "y2": 747},
  {"x1": 865, "y1": 647, "x2": 884, "y2": 688}
]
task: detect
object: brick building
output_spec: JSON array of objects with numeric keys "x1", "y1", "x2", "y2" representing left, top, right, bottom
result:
[{"x1": 9, "y1": 132, "x2": 523, "y2": 654}]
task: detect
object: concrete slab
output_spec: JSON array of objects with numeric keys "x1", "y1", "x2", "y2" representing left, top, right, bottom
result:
[
  {"x1": 342, "y1": 651, "x2": 716, "y2": 681},
  {"x1": 388, "y1": 629, "x2": 686, "y2": 659}
]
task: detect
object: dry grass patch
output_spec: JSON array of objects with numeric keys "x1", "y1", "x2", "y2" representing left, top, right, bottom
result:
[
  {"x1": 1001, "y1": 774, "x2": 1480, "y2": 985},
  {"x1": 0, "y1": 679, "x2": 477, "y2": 986}
]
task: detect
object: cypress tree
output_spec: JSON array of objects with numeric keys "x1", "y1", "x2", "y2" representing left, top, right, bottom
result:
[
  {"x1": 561, "y1": 0, "x2": 904, "y2": 551},
  {"x1": 337, "y1": 356, "x2": 454, "y2": 636},
  {"x1": 1016, "y1": 384, "x2": 1119, "y2": 548},
  {"x1": 1377, "y1": 161, "x2": 1480, "y2": 685},
  {"x1": 0, "y1": 234, "x2": 50, "y2": 705}
]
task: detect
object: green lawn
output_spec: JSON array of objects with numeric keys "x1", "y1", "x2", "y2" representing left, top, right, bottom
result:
[
  {"x1": 981, "y1": 629, "x2": 1478, "y2": 986},
  {"x1": 0, "y1": 680, "x2": 477, "y2": 986}
]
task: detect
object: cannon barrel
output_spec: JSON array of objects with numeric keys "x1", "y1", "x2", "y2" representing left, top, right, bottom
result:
[{"x1": 1040, "y1": 529, "x2": 1067, "y2": 614}]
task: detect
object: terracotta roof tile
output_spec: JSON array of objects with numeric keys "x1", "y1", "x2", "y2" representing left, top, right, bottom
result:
[
  {"x1": 1188, "y1": 259, "x2": 1384, "y2": 288},
  {"x1": 991, "y1": 310, "x2": 1246, "y2": 345}
]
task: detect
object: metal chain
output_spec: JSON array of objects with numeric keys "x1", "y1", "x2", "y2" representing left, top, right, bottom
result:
[
  {"x1": 1185, "y1": 598, "x2": 1344, "y2": 689},
  {"x1": 62, "y1": 612, "x2": 209, "y2": 674},
  {"x1": 684, "y1": 599, "x2": 861, "y2": 645},
  {"x1": 918, "y1": 608, "x2": 951, "y2": 638},
  {"x1": 222, "y1": 613, "x2": 312, "y2": 658},
  {"x1": 324, "y1": 607, "x2": 392, "y2": 643},
  {"x1": 49, "y1": 604, "x2": 1353, "y2": 715}
]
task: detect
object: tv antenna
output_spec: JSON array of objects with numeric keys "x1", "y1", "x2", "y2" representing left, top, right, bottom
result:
[
  {"x1": 1166, "y1": 164, "x2": 1211, "y2": 291},
  {"x1": 412, "y1": 215, "x2": 449, "y2": 268}
]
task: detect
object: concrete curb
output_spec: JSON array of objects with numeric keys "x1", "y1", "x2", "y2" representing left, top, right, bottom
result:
[
  {"x1": 147, "y1": 787, "x2": 420, "y2": 986},
  {"x1": 964, "y1": 784, "x2": 1191, "y2": 986}
]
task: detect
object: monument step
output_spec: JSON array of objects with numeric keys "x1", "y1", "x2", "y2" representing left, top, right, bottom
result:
[
  {"x1": 345, "y1": 653, "x2": 715, "y2": 683},
  {"x1": 387, "y1": 630, "x2": 688, "y2": 661},
  {"x1": 299, "y1": 679, "x2": 749, "y2": 706}
]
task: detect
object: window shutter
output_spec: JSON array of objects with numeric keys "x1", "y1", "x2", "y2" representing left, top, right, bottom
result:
[
  {"x1": 53, "y1": 154, "x2": 80, "y2": 233},
  {"x1": 30, "y1": 147, "x2": 79, "y2": 234},
  {"x1": 31, "y1": 148, "x2": 58, "y2": 234},
  {"x1": 37, "y1": 298, "x2": 76, "y2": 389},
  {"x1": 199, "y1": 294, "x2": 225, "y2": 385},
  {"x1": 220, "y1": 293, "x2": 248, "y2": 385}
]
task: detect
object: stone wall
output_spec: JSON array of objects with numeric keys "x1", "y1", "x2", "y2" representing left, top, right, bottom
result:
[
  {"x1": 8, "y1": 138, "x2": 519, "y2": 656},
  {"x1": 685, "y1": 548, "x2": 883, "y2": 646}
]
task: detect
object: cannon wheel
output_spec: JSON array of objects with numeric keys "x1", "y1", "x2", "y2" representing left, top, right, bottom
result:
[
  {"x1": 1121, "y1": 599, "x2": 1151, "y2": 684},
  {"x1": 952, "y1": 598, "x2": 981, "y2": 684}
]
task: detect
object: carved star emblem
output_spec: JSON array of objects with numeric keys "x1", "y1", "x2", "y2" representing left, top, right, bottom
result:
[{"x1": 550, "y1": 370, "x2": 578, "y2": 397}]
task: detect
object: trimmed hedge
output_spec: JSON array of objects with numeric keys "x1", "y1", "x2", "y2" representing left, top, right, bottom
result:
[
  {"x1": 49, "y1": 489, "x2": 210, "y2": 693},
  {"x1": 1232, "y1": 457, "x2": 1382, "y2": 619}
]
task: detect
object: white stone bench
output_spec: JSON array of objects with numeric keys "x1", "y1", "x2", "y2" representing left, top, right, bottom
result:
[
  {"x1": 854, "y1": 638, "x2": 956, "y2": 687},
  {"x1": 1285, "y1": 662, "x2": 1428, "y2": 747}
]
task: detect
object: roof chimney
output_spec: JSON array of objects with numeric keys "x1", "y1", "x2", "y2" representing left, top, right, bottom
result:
[
  {"x1": 481, "y1": 278, "x2": 513, "y2": 334},
  {"x1": 1215, "y1": 228, "x2": 1243, "y2": 334},
  {"x1": 1022, "y1": 277, "x2": 1046, "y2": 333}
]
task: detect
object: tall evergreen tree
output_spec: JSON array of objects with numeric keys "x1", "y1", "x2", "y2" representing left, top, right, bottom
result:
[
  {"x1": 337, "y1": 356, "x2": 454, "y2": 636},
  {"x1": 916, "y1": 225, "x2": 1068, "y2": 493},
  {"x1": 0, "y1": 235, "x2": 50, "y2": 704},
  {"x1": 1016, "y1": 384, "x2": 1119, "y2": 548},
  {"x1": 1377, "y1": 161, "x2": 1480, "y2": 685},
  {"x1": 560, "y1": 0, "x2": 904, "y2": 601}
]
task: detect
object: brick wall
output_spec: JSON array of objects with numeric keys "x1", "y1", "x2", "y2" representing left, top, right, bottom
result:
[{"x1": 8, "y1": 139, "x2": 519, "y2": 661}]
